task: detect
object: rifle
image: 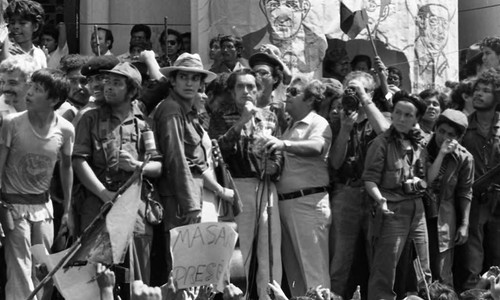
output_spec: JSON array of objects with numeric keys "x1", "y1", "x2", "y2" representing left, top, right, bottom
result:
[
  {"x1": 27, "y1": 155, "x2": 152, "y2": 300},
  {"x1": 211, "y1": 139, "x2": 243, "y2": 220},
  {"x1": 472, "y1": 162, "x2": 500, "y2": 192}
]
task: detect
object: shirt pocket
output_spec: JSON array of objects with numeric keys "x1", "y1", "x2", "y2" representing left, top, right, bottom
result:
[
  {"x1": 381, "y1": 158, "x2": 403, "y2": 189},
  {"x1": 183, "y1": 124, "x2": 201, "y2": 156}
]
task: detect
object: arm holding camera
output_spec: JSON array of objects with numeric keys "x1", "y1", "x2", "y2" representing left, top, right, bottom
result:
[
  {"x1": 329, "y1": 110, "x2": 358, "y2": 170},
  {"x1": 349, "y1": 80, "x2": 390, "y2": 135}
]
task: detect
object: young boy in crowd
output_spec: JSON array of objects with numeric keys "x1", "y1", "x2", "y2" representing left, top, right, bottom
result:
[
  {"x1": 2, "y1": 0, "x2": 47, "y2": 69},
  {"x1": 0, "y1": 68, "x2": 74, "y2": 299}
]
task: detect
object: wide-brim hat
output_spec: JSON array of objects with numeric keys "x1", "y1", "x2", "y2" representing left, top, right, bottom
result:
[
  {"x1": 159, "y1": 53, "x2": 216, "y2": 82},
  {"x1": 249, "y1": 51, "x2": 292, "y2": 85},
  {"x1": 101, "y1": 62, "x2": 142, "y2": 87}
]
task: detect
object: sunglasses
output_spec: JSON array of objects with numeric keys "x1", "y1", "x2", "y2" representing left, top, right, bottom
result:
[
  {"x1": 286, "y1": 87, "x2": 302, "y2": 97},
  {"x1": 167, "y1": 40, "x2": 177, "y2": 46}
]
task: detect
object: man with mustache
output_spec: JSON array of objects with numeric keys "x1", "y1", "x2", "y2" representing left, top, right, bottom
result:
[
  {"x1": 0, "y1": 54, "x2": 38, "y2": 114},
  {"x1": 57, "y1": 54, "x2": 91, "y2": 122}
]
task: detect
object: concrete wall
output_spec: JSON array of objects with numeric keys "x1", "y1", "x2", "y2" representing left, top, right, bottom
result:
[
  {"x1": 79, "y1": 0, "x2": 191, "y2": 56},
  {"x1": 459, "y1": 0, "x2": 500, "y2": 49}
]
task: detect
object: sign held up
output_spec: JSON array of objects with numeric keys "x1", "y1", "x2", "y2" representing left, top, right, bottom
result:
[{"x1": 170, "y1": 222, "x2": 238, "y2": 290}]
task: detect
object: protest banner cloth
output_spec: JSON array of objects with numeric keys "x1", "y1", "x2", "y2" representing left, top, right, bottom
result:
[
  {"x1": 170, "y1": 222, "x2": 238, "y2": 291},
  {"x1": 27, "y1": 155, "x2": 151, "y2": 300}
]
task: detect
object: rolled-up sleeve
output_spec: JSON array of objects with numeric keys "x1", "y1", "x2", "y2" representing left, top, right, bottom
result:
[
  {"x1": 72, "y1": 112, "x2": 93, "y2": 160},
  {"x1": 456, "y1": 152, "x2": 474, "y2": 202},
  {"x1": 362, "y1": 137, "x2": 386, "y2": 185}
]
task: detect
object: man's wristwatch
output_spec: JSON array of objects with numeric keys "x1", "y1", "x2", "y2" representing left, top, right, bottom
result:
[{"x1": 283, "y1": 140, "x2": 291, "y2": 151}]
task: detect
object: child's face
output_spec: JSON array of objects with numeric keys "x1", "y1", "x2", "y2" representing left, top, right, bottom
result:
[
  {"x1": 41, "y1": 34, "x2": 57, "y2": 53},
  {"x1": 8, "y1": 15, "x2": 37, "y2": 46},
  {"x1": 26, "y1": 81, "x2": 53, "y2": 112}
]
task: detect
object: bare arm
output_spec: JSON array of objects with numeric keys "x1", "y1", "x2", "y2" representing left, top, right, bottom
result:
[
  {"x1": 117, "y1": 150, "x2": 162, "y2": 178},
  {"x1": 202, "y1": 169, "x2": 234, "y2": 202},
  {"x1": 365, "y1": 180, "x2": 393, "y2": 214},
  {"x1": 140, "y1": 50, "x2": 163, "y2": 80},
  {"x1": 374, "y1": 56, "x2": 389, "y2": 97},
  {"x1": 0, "y1": 144, "x2": 9, "y2": 188},
  {"x1": 349, "y1": 80, "x2": 390, "y2": 134},
  {"x1": 73, "y1": 157, "x2": 114, "y2": 203},
  {"x1": 265, "y1": 136, "x2": 325, "y2": 157},
  {"x1": 59, "y1": 153, "x2": 74, "y2": 236},
  {"x1": 428, "y1": 139, "x2": 458, "y2": 183},
  {"x1": 57, "y1": 22, "x2": 67, "y2": 51}
]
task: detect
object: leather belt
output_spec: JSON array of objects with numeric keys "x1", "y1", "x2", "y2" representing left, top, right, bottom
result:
[{"x1": 278, "y1": 186, "x2": 328, "y2": 201}]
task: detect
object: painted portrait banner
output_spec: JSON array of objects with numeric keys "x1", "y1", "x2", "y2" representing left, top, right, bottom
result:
[
  {"x1": 194, "y1": 0, "x2": 336, "y2": 78},
  {"x1": 329, "y1": 0, "x2": 458, "y2": 92},
  {"x1": 169, "y1": 222, "x2": 238, "y2": 290},
  {"x1": 193, "y1": 0, "x2": 458, "y2": 92}
]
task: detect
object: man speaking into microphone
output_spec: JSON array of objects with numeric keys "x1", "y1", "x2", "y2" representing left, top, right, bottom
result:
[{"x1": 216, "y1": 68, "x2": 282, "y2": 300}]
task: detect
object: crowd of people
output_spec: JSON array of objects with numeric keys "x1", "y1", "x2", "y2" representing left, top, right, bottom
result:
[{"x1": 2, "y1": 1, "x2": 500, "y2": 300}]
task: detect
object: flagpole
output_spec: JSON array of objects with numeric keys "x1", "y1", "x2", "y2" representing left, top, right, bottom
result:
[
  {"x1": 365, "y1": 24, "x2": 379, "y2": 57},
  {"x1": 27, "y1": 155, "x2": 152, "y2": 300}
]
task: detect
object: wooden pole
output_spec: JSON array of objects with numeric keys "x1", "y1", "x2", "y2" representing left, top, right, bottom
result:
[
  {"x1": 27, "y1": 155, "x2": 151, "y2": 300},
  {"x1": 164, "y1": 17, "x2": 171, "y2": 66},
  {"x1": 365, "y1": 24, "x2": 379, "y2": 57}
]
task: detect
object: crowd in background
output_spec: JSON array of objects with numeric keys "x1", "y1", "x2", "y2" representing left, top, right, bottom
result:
[{"x1": 2, "y1": 1, "x2": 500, "y2": 300}]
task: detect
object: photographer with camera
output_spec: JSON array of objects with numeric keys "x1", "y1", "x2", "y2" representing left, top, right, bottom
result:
[
  {"x1": 329, "y1": 71, "x2": 390, "y2": 300},
  {"x1": 424, "y1": 109, "x2": 473, "y2": 287},
  {"x1": 362, "y1": 91, "x2": 431, "y2": 300}
]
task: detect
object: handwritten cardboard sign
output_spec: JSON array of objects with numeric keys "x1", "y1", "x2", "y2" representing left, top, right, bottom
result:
[{"x1": 170, "y1": 222, "x2": 238, "y2": 290}]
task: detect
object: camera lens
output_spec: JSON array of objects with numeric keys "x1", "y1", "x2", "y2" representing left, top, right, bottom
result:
[{"x1": 416, "y1": 180, "x2": 427, "y2": 190}]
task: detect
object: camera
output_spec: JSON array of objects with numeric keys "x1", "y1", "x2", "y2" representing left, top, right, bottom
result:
[
  {"x1": 402, "y1": 178, "x2": 427, "y2": 195},
  {"x1": 341, "y1": 87, "x2": 360, "y2": 115}
]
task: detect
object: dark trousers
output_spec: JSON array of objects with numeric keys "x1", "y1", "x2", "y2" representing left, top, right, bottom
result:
[
  {"x1": 454, "y1": 199, "x2": 500, "y2": 291},
  {"x1": 368, "y1": 199, "x2": 431, "y2": 300}
]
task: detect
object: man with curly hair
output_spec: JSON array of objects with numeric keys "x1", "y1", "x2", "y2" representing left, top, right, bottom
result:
[
  {"x1": 480, "y1": 36, "x2": 500, "y2": 70},
  {"x1": 455, "y1": 68, "x2": 500, "y2": 291},
  {"x1": 58, "y1": 54, "x2": 91, "y2": 122}
]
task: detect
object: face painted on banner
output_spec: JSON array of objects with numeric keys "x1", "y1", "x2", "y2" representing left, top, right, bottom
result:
[
  {"x1": 416, "y1": 4, "x2": 450, "y2": 51},
  {"x1": 261, "y1": 0, "x2": 311, "y2": 39}
]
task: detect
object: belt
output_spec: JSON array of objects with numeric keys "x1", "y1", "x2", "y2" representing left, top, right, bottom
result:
[{"x1": 278, "y1": 186, "x2": 328, "y2": 201}]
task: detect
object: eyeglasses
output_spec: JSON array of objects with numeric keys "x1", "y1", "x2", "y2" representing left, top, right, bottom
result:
[
  {"x1": 167, "y1": 40, "x2": 177, "y2": 46},
  {"x1": 286, "y1": 87, "x2": 302, "y2": 97}
]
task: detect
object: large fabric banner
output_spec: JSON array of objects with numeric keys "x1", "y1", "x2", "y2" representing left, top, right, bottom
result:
[{"x1": 193, "y1": 0, "x2": 458, "y2": 92}]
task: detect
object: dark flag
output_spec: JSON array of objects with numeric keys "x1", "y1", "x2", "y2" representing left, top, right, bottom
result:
[{"x1": 340, "y1": 0, "x2": 369, "y2": 39}]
